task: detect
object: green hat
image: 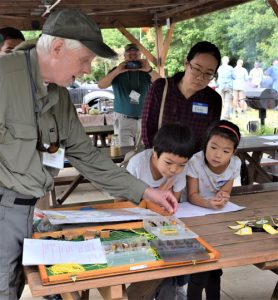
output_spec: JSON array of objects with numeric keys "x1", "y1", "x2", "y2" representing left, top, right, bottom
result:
[
  {"x1": 125, "y1": 43, "x2": 139, "y2": 52},
  {"x1": 42, "y1": 8, "x2": 117, "y2": 58}
]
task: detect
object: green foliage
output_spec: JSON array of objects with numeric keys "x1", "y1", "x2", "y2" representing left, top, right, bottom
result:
[{"x1": 164, "y1": 0, "x2": 277, "y2": 75}]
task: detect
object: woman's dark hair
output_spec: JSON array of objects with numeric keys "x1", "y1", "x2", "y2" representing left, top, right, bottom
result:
[
  {"x1": 186, "y1": 41, "x2": 221, "y2": 70},
  {"x1": 203, "y1": 120, "x2": 241, "y2": 153},
  {"x1": 153, "y1": 123, "x2": 195, "y2": 159}
]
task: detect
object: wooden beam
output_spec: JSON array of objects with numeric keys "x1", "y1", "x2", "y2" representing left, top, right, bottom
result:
[
  {"x1": 115, "y1": 22, "x2": 157, "y2": 66},
  {"x1": 160, "y1": 22, "x2": 176, "y2": 67},
  {"x1": 268, "y1": 0, "x2": 278, "y2": 17},
  {"x1": 154, "y1": 25, "x2": 164, "y2": 76}
]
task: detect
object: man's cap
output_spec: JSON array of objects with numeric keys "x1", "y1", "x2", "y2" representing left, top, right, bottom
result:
[
  {"x1": 125, "y1": 43, "x2": 139, "y2": 52},
  {"x1": 42, "y1": 8, "x2": 117, "y2": 58}
]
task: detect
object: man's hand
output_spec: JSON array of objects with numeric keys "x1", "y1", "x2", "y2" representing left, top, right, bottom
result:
[
  {"x1": 116, "y1": 61, "x2": 130, "y2": 73},
  {"x1": 143, "y1": 187, "x2": 178, "y2": 214},
  {"x1": 139, "y1": 59, "x2": 151, "y2": 72}
]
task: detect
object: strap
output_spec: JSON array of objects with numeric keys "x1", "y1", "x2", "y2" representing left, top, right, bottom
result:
[
  {"x1": 25, "y1": 50, "x2": 39, "y2": 113},
  {"x1": 158, "y1": 78, "x2": 168, "y2": 129},
  {"x1": 120, "y1": 77, "x2": 168, "y2": 168}
]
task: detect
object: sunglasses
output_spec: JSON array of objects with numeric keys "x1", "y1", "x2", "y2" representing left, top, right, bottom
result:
[{"x1": 36, "y1": 113, "x2": 60, "y2": 154}]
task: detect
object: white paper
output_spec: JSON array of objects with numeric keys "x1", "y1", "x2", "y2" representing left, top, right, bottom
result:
[
  {"x1": 263, "y1": 141, "x2": 278, "y2": 146},
  {"x1": 42, "y1": 208, "x2": 159, "y2": 225},
  {"x1": 174, "y1": 201, "x2": 245, "y2": 218},
  {"x1": 42, "y1": 146, "x2": 65, "y2": 169},
  {"x1": 22, "y1": 238, "x2": 107, "y2": 266},
  {"x1": 259, "y1": 136, "x2": 278, "y2": 140}
]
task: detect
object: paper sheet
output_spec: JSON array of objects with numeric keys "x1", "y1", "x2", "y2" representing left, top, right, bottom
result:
[
  {"x1": 42, "y1": 208, "x2": 159, "y2": 225},
  {"x1": 174, "y1": 201, "x2": 245, "y2": 218},
  {"x1": 22, "y1": 238, "x2": 107, "y2": 266}
]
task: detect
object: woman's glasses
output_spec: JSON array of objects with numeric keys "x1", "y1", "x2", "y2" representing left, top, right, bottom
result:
[
  {"x1": 189, "y1": 62, "x2": 215, "y2": 80},
  {"x1": 36, "y1": 113, "x2": 60, "y2": 154}
]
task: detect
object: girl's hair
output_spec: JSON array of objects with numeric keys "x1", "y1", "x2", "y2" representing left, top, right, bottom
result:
[
  {"x1": 186, "y1": 41, "x2": 221, "y2": 71},
  {"x1": 153, "y1": 123, "x2": 195, "y2": 159},
  {"x1": 203, "y1": 120, "x2": 241, "y2": 152}
]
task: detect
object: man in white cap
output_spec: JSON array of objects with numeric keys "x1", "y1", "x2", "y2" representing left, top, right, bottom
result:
[{"x1": 0, "y1": 9, "x2": 177, "y2": 299}]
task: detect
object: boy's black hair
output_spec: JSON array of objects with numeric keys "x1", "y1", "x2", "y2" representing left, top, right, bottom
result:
[
  {"x1": 203, "y1": 120, "x2": 241, "y2": 152},
  {"x1": 0, "y1": 27, "x2": 25, "y2": 42},
  {"x1": 153, "y1": 123, "x2": 195, "y2": 159},
  {"x1": 186, "y1": 41, "x2": 221, "y2": 71}
]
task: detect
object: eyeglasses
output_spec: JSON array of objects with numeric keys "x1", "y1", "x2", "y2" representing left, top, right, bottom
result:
[
  {"x1": 36, "y1": 113, "x2": 60, "y2": 154},
  {"x1": 189, "y1": 62, "x2": 215, "y2": 80}
]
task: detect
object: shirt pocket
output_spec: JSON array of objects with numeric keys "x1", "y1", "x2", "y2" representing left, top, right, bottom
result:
[{"x1": 0, "y1": 122, "x2": 38, "y2": 174}]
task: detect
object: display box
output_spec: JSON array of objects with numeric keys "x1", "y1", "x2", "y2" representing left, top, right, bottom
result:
[{"x1": 32, "y1": 220, "x2": 220, "y2": 285}]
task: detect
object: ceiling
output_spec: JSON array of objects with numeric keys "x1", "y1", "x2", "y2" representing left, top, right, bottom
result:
[{"x1": 0, "y1": 0, "x2": 254, "y2": 30}]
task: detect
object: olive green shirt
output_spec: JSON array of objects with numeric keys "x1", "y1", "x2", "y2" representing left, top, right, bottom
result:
[{"x1": 0, "y1": 48, "x2": 147, "y2": 202}]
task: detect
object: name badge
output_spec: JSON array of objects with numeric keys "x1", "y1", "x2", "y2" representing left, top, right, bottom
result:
[
  {"x1": 42, "y1": 145, "x2": 65, "y2": 169},
  {"x1": 129, "y1": 90, "x2": 140, "y2": 104},
  {"x1": 192, "y1": 102, "x2": 208, "y2": 115}
]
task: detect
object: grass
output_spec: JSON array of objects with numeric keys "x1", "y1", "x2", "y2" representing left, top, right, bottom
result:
[{"x1": 230, "y1": 108, "x2": 278, "y2": 137}]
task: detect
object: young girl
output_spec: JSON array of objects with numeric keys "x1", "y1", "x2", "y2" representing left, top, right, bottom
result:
[{"x1": 186, "y1": 119, "x2": 241, "y2": 300}]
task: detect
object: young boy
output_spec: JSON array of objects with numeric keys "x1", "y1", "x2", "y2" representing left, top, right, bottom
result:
[
  {"x1": 127, "y1": 123, "x2": 195, "y2": 202},
  {"x1": 126, "y1": 123, "x2": 195, "y2": 300}
]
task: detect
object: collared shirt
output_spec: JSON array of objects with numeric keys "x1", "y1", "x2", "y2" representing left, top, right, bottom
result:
[
  {"x1": 111, "y1": 69, "x2": 151, "y2": 118},
  {"x1": 0, "y1": 47, "x2": 147, "y2": 202},
  {"x1": 142, "y1": 72, "x2": 222, "y2": 151},
  {"x1": 217, "y1": 64, "x2": 235, "y2": 90}
]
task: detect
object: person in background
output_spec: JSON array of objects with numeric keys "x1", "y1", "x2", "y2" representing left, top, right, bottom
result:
[
  {"x1": 127, "y1": 123, "x2": 195, "y2": 300},
  {"x1": 217, "y1": 56, "x2": 235, "y2": 120},
  {"x1": 186, "y1": 120, "x2": 241, "y2": 300},
  {"x1": 98, "y1": 43, "x2": 160, "y2": 146},
  {"x1": 0, "y1": 26, "x2": 25, "y2": 54},
  {"x1": 249, "y1": 61, "x2": 264, "y2": 88},
  {"x1": 0, "y1": 9, "x2": 177, "y2": 300},
  {"x1": 232, "y1": 59, "x2": 249, "y2": 115},
  {"x1": 265, "y1": 59, "x2": 278, "y2": 92},
  {"x1": 142, "y1": 41, "x2": 222, "y2": 153}
]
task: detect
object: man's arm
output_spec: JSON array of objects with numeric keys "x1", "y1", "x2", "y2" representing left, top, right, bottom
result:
[{"x1": 98, "y1": 62, "x2": 127, "y2": 88}]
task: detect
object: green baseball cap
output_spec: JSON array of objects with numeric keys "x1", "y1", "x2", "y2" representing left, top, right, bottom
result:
[{"x1": 42, "y1": 8, "x2": 117, "y2": 58}]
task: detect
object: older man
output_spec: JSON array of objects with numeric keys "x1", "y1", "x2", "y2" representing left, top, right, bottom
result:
[
  {"x1": 0, "y1": 9, "x2": 177, "y2": 299},
  {"x1": 98, "y1": 43, "x2": 160, "y2": 146},
  {"x1": 0, "y1": 26, "x2": 25, "y2": 54}
]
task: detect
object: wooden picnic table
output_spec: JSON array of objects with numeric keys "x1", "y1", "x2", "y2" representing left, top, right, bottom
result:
[
  {"x1": 51, "y1": 146, "x2": 133, "y2": 207},
  {"x1": 25, "y1": 183, "x2": 278, "y2": 300},
  {"x1": 237, "y1": 135, "x2": 278, "y2": 184},
  {"x1": 78, "y1": 114, "x2": 114, "y2": 147}
]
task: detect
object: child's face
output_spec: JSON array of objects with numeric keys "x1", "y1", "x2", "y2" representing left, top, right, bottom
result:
[
  {"x1": 153, "y1": 152, "x2": 188, "y2": 178},
  {"x1": 205, "y1": 135, "x2": 235, "y2": 171}
]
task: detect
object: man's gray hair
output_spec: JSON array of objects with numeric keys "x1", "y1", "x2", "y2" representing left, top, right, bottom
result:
[{"x1": 37, "y1": 34, "x2": 83, "y2": 53}]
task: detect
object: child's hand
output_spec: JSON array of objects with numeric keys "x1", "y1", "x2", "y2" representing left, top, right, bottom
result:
[
  {"x1": 208, "y1": 197, "x2": 226, "y2": 209},
  {"x1": 216, "y1": 191, "x2": 230, "y2": 204}
]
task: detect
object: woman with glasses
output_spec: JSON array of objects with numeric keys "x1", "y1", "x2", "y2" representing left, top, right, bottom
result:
[{"x1": 142, "y1": 41, "x2": 222, "y2": 152}]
